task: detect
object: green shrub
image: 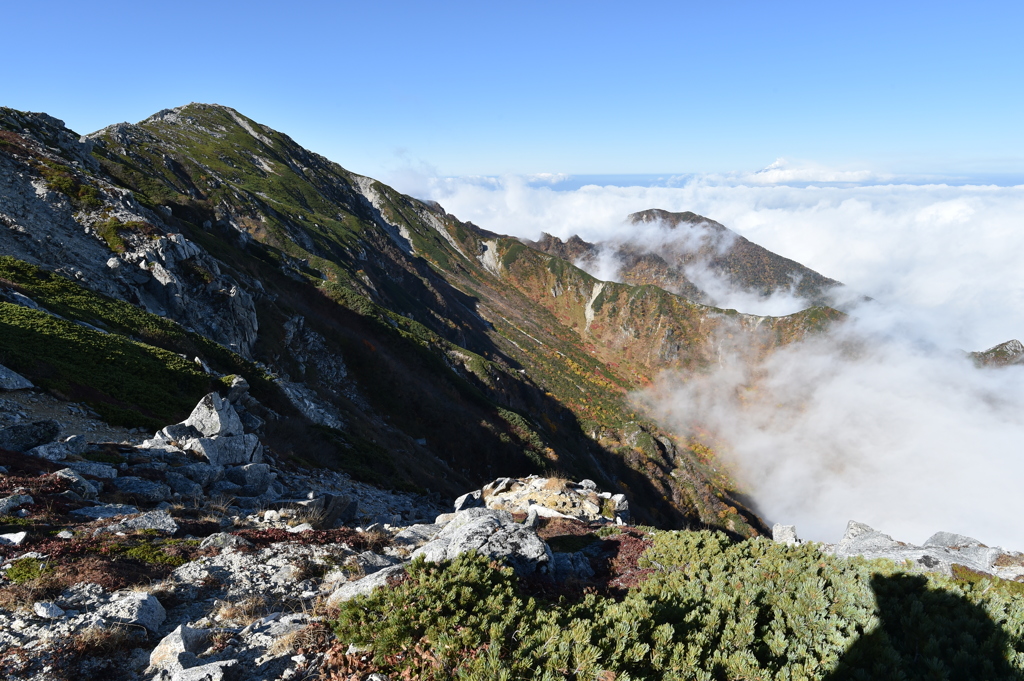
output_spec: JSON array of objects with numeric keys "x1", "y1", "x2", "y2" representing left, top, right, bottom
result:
[
  {"x1": 7, "y1": 557, "x2": 45, "y2": 584},
  {"x1": 331, "y1": 533, "x2": 1024, "y2": 680}
]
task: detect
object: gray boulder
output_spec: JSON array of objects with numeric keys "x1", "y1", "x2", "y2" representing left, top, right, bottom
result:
[
  {"x1": 772, "y1": 524, "x2": 801, "y2": 546},
  {"x1": 0, "y1": 364, "x2": 33, "y2": 391},
  {"x1": 97, "y1": 591, "x2": 165, "y2": 632},
  {"x1": 412, "y1": 507, "x2": 553, "y2": 577},
  {"x1": 186, "y1": 434, "x2": 261, "y2": 467},
  {"x1": 165, "y1": 472, "x2": 204, "y2": 499},
  {"x1": 0, "y1": 494, "x2": 33, "y2": 515},
  {"x1": 110, "y1": 476, "x2": 172, "y2": 502},
  {"x1": 320, "y1": 493, "x2": 357, "y2": 528},
  {"x1": 224, "y1": 463, "x2": 272, "y2": 495},
  {"x1": 393, "y1": 523, "x2": 442, "y2": 549},
  {"x1": 96, "y1": 510, "x2": 179, "y2": 536},
  {"x1": 327, "y1": 564, "x2": 405, "y2": 606},
  {"x1": 177, "y1": 463, "x2": 224, "y2": 487},
  {"x1": 54, "y1": 468, "x2": 99, "y2": 499},
  {"x1": 0, "y1": 420, "x2": 60, "y2": 452},
  {"x1": 149, "y1": 624, "x2": 209, "y2": 670},
  {"x1": 0, "y1": 531, "x2": 27, "y2": 545},
  {"x1": 184, "y1": 393, "x2": 243, "y2": 438},
  {"x1": 157, "y1": 422, "x2": 202, "y2": 443}
]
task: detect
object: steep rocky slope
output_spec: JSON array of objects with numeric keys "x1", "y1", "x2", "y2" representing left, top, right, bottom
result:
[{"x1": 1, "y1": 102, "x2": 846, "y2": 534}]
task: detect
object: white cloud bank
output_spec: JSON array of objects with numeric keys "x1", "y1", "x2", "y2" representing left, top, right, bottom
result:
[{"x1": 401, "y1": 162, "x2": 1024, "y2": 548}]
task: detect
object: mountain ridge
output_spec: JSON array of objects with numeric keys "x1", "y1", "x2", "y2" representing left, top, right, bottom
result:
[{"x1": 1, "y1": 102, "x2": 850, "y2": 535}]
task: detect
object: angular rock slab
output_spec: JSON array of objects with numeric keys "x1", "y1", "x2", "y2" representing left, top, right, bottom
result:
[
  {"x1": 0, "y1": 364, "x2": 33, "y2": 391},
  {"x1": 150, "y1": 624, "x2": 209, "y2": 670},
  {"x1": 186, "y1": 433, "x2": 261, "y2": 466},
  {"x1": 184, "y1": 392, "x2": 244, "y2": 438},
  {"x1": 28, "y1": 435, "x2": 89, "y2": 461},
  {"x1": 55, "y1": 468, "x2": 99, "y2": 499}
]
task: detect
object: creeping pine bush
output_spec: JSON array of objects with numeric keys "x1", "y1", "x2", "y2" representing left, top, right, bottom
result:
[{"x1": 332, "y1": 533, "x2": 1024, "y2": 681}]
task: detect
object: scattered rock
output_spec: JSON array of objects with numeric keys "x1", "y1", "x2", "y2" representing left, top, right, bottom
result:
[{"x1": 477, "y1": 476, "x2": 626, "y2": 523}]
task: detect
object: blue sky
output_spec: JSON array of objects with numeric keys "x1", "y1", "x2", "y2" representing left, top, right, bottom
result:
[{"x1": 4, "y1": 1, "x2": 1022, "y2": 179}]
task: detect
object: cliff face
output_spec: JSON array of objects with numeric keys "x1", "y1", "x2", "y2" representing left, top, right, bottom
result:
[{"x1": 0, "y1": 103, "x2": 845, "y2": 534}]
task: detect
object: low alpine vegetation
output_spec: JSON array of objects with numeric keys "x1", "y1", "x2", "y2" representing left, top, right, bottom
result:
[{"x1": 329, "y1": 531, "x2": 1024, "y2": 680}]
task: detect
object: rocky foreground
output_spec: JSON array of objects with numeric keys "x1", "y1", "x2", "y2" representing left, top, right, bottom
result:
[{"x1": 1, "y1": 368, "x2": 1023, "y2": 680}]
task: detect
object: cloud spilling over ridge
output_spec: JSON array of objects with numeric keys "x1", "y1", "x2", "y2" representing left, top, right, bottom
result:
[
  {"x1": 395, "y1": 162, "x2": 1024, "y2": 548},
  {"x1": 635, "y1": 309, "x2": 1024, "y2": 548}
]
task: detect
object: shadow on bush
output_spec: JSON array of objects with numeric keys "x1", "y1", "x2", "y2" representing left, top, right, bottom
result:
[{"x1": 827, "y1": 573, "x2": 1024, "y2": 681}]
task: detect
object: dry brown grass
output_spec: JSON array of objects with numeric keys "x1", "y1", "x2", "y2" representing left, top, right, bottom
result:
[
  {"x1": 542, "y1": 477, "x2": 570, "y2": 492},
  {"x1": 212, "y1": 595, "x2": 269, "y2": 625},
  {"x1": 270, "y1": 622, "x2": 333, "y2": 656}
]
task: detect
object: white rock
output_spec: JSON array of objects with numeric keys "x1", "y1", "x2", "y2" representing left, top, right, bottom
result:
[
  {"x1": 0, "y1": 531, "x2": 27, "y2": 545},
  {"x1": 33, "y1": 601, "x2": 64, "y2": 618}
]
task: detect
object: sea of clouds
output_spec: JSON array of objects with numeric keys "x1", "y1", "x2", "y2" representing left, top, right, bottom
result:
[{"x1": 391, "y1": 161, "x2": 1024, "y2": 548}]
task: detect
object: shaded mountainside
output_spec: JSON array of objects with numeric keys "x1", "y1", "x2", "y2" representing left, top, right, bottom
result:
[
  {"x1": 532, "y1": 208, "x2": 843, "y2": 307},
  {"x1": 1, "y1": 102, "x2": 846, "y2": 535}
]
